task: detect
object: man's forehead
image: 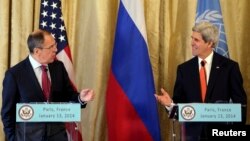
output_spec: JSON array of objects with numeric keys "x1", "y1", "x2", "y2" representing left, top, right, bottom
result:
[
  {"x1": 192, "y1": 32, "x2": 202, "y2": 39},
  {"x1": 44, "y1": 34, "x2": 55, "y2": 43}
]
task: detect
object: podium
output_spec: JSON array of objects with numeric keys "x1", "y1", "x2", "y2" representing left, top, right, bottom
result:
[
  {"x1": 16, "y1": 103, "x2": 81, "y2": 141},
  {"x1": 177, "y1": 103, "x2": 242, "y2": 122},
  {"x1": 169, "y1": 103, "x2": 242, "y2": 141}
]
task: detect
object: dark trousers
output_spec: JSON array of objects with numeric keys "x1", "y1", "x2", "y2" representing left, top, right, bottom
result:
[{"x1": 15, "y1": 122, "x2": 68, "y2": 141}]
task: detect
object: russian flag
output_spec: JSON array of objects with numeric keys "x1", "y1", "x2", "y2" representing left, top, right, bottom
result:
[{"x1": 106, "y1": 0, "x2": 161, "y2": 141}]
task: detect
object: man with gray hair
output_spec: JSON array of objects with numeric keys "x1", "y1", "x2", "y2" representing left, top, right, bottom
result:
[
  {"x1": 1, "y1": 29, "x2": 95, "y2": 141},
  {"x1": 155, "y1": 21, "x2": 247, "y2": 140}
]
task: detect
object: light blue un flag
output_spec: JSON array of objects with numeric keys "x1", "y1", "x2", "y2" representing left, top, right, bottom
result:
[{"x1": 196, "y1": 0, "x2": 229, "y2": 58}]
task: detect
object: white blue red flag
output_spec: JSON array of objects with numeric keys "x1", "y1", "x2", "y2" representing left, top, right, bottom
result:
[
  {"x1": 106, "y1": 0, "x2": 161, "y2": 141},
  {"x1": 196, "y1": 0, "x2": 229, "y2": 58},
  {"x1": 39, "y1": 0, "x2": 82, "y2": 141}
]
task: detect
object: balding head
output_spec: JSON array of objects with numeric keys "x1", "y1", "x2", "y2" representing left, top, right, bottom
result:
[{"x1": 27, "y1": 29, "x2": 51, "y2": 53}]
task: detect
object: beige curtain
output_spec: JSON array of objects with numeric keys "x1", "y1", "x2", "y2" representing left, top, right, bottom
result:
[{"x1": 0, "y1": 0, "x2": 249, "y2": 140}]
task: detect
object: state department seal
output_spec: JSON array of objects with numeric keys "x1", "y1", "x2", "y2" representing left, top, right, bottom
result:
[
  {"x1": 181, "y1": 105, "x2": 195, "y2": 120},
  {"x1": 18, "y1": 105, "x2": 34, "y2": 120}
]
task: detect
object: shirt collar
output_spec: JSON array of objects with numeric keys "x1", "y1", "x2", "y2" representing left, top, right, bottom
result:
[
  {"x1": 29, "y1": 55, "x2": 47, "y2": 69},
  {"x1": 198, "y1": 51, "x2": 214, "y2": 65}
]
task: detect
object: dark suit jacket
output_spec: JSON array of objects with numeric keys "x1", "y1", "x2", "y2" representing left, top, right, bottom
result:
[
  {"x1": 172, "y1": 52, "x2": 247, "y2": 140},
  {"x1": 1, "y1": 57, "x2": 86, "y2": 141}
]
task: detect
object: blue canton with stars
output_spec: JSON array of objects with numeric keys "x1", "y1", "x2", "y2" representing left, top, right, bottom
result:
[{"x1": 39, "y1": 0, "x2": 69, "y2": 53}]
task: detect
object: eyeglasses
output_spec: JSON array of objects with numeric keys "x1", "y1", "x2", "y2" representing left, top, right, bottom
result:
[{"x1": 38, "y1": 42, "x2": 57, "y2": 50}]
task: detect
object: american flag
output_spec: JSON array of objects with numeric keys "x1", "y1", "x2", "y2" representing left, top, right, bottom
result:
[{"x1": 39, "y1": 0, "x2": 82, "y2": 141}]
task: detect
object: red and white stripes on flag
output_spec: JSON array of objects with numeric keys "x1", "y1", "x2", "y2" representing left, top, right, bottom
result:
[{"x1": 39, "y1": 0, "x2": 82, "y2": 140}]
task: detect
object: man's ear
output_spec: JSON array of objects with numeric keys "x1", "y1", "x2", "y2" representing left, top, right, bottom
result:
[
  {"x1": 208, "y1": 41, "x2": 214, "y2": 48},
  {"x1": 33, "y1": 48, "x2": 40, "y2": 54}
]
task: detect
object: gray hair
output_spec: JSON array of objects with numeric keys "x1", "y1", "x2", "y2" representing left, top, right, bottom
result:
[
  {"x1": 192, "y1": 21, "x2": 219, "y2": 48},
  {"x1": 27, "y1": 29, "x2": 51, "y2": 53}
]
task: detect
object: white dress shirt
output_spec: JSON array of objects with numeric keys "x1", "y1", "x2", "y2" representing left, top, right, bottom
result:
[{"x1": 29, "y1": 55, "x2": 51, "y2": 88}]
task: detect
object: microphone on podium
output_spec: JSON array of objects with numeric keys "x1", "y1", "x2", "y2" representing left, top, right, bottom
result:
[{"x1": 169, "y1": 105, "x2": 178, "y2": 119}]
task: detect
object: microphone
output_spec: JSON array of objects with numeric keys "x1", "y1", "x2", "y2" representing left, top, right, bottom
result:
[
  {"x1": 214, "y1": 100, "x2": 238, "y2": 125},
  {"x1": 215, "y1": 100, "x2": 228, "y2": 103},
  {"x1": 169, "y1": 105, "x2": 178, "y2": 119}
]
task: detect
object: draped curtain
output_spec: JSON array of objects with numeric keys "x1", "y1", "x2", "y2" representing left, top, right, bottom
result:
[{"x1": 0, "y1": 0, "x2": 249, "y2": 140}]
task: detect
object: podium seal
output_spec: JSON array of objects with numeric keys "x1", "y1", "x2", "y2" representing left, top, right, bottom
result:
[
  {"x1": 181, "y1": 105, "x2": 195, "y2": 120},
  {"x1": 18, "y1": 105, "x2": 34, "y2": 120}
]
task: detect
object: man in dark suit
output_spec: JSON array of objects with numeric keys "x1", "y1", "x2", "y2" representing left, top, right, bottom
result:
[
  {"x1": 1, "y1": 29, "x2": 95, "y2": 141},
  {"x1": 155, "y1": 21, "x2": 247, "y2": 140}
]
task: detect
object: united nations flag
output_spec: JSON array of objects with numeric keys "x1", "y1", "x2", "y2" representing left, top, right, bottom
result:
[{"x1": 196, "y1": 0, "x2": 229, "y2": 58}]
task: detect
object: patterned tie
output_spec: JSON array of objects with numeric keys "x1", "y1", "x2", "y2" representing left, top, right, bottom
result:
[
  {"x1": 200, "y1": 60, "x2": 207, "y2": 102},
  {"x1": 41, "y1": 65, "x2": 51, "y2": 101}
]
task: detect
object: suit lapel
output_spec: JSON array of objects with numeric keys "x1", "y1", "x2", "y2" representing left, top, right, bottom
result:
[
  {"x1": 205, "y1": 53, "x2": 222, "y2": 102},
  {"x1": 24, "y1": 58, "x2": 46, "y2": 101},
  {"x1": 193, "y1": 58, "x2": 202, "y2": 101},
  {"x1": 189, "y1": 57, "x2": 202, "y2": 101},
  {"x1": 48, "y1": 63, "x2": 55, "y2": 99}
]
